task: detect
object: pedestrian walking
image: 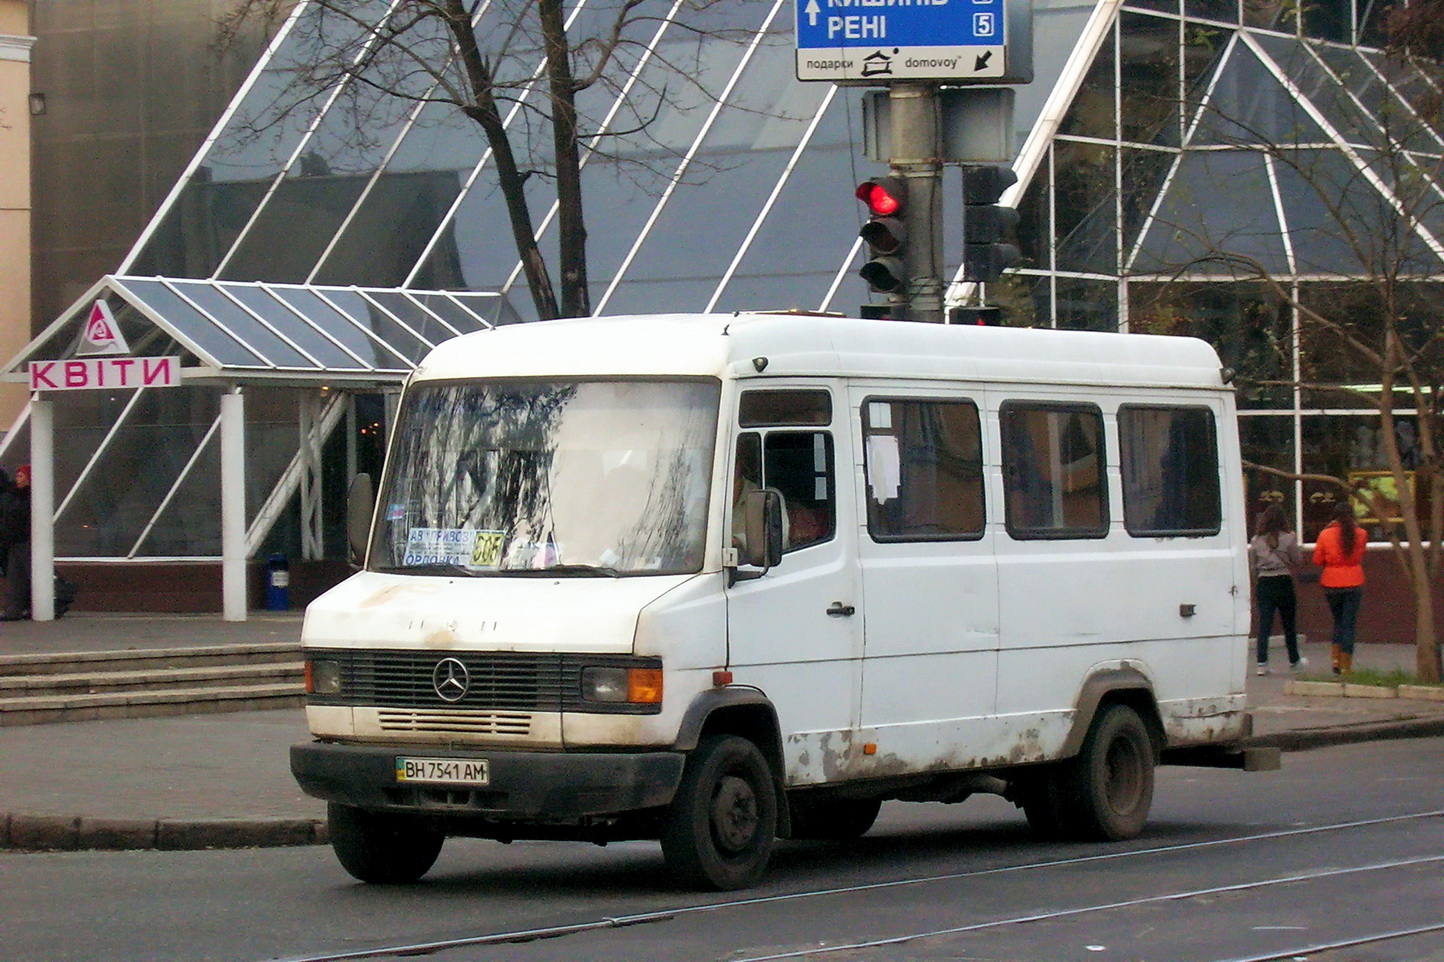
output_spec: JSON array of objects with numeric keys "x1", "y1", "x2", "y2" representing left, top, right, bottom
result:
[
  {"x1": 1, "y1": 464, "x2": 32, "y2": 621},
  {"x1": 1312, "y1": 500, "x2": 1366, "y2": 675},
  {"x1": 1249, "y1": 504, "x2": 1306, "y2": 675}
]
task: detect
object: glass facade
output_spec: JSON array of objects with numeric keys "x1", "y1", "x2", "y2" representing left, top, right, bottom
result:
[
  {"x1": 15, "y1": 0, "x2": 1444, "y2": 566},
  {"x1": 29, "y1": 0, "x2": 281, "y2": 334},
  {"x1": 1010, "y1": 0, "x2": 1444, "y2": 541}
]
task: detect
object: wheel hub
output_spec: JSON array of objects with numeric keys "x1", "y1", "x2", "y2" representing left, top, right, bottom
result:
[
  {"x1": 710, "y1": 774, "x2": 759, "y2": 852},
  {"x1": 1105, "y1": 737, "x2": 1143, "y2": 812}
]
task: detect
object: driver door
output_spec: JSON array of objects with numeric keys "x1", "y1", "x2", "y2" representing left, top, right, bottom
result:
[{"x1": 724, "y1": 384, "x2": 863, "y2": 787}]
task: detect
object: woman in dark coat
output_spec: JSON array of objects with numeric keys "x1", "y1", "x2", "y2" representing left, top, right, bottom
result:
[{"x1": 1, "y1": 465, "x2": 33, "y2": 620}]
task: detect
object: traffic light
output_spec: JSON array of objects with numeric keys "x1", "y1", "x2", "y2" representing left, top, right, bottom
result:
[
  {"x1": 856, "y1": 175, "x2": 909, "y2": 294},
  {"x1": 962, "y1": 165, "x2": 1021, "y2": 283}
]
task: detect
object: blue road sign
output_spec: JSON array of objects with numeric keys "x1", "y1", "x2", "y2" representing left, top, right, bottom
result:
[{"x1": 796, "y1": 0, "x2": 1009, "y2": 83}]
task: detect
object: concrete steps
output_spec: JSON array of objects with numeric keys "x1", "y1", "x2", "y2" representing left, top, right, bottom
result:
[{"x1": 0, "y1": 644, "x2": 304, "y2": 726}]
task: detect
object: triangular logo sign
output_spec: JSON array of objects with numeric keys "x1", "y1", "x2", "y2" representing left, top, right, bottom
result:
[{"x1": 78, "y1": 300, "x2": 130, "y2": 356}]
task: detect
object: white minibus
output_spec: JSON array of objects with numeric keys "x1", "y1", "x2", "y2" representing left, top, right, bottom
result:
[{"x1": 292, "y1": 312, "x2": 1277, "y2": 890}]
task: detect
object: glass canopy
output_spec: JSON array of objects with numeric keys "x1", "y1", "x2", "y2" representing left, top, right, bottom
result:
[{"x1": 6, "y1": 277, "x2": 518, "y2": 381}]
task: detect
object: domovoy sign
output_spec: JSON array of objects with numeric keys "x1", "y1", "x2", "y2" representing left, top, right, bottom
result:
[
  {"x1": 794, "y1": 0, "x2": 1033, "y2": 84},
  {"x1": 28, "y1": 299, "x2": 181, "y2": 392}
]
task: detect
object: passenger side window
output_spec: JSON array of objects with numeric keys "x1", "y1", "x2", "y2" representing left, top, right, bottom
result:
[
  {"x1": 1001, "y1": 402, "x2": 1108, "y2": 539},
  {"x1": 1119, "y1": 406, "x2": 1221, "y2": 536},
  {"x1": 863, "y1": 398, "x2": 984, "y2": 541}
]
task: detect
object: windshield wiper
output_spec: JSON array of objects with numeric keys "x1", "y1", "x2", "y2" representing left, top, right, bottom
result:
[
  {"x1": 377, "y1": 563, "x2": 479, "y2": 577},
  {"x1": 508, "y1": 564, "x2": 622, "y2": 578}
]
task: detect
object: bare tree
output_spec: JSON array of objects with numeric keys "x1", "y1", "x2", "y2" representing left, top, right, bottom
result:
[
  {"x1": 219, "y1": 0, "x2": 759, "y2": 320},
  {"x1": 1125, "y1": 37, "x2": 1444, "y2": 681}
]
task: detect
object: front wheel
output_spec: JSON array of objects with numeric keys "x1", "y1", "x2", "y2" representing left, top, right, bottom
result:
[
  {"x1": 1059, "y1": 703, "x2": 1156, "y2": 841},
  {"x1": 328, "y1": 803, "x2": 444, "y2": 884},
  {"x1": 662, "y1": 735, "x2": 778, "y2": 890}
]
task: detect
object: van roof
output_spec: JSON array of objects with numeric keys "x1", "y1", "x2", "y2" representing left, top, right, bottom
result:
[{"x1": 412, "y1": 313, "x2": 1229, "y2": 390}]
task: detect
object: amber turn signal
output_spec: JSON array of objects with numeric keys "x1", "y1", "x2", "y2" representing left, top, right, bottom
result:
[{"x1": 627, "y1": 668, "x2": 664, "y2": 704}]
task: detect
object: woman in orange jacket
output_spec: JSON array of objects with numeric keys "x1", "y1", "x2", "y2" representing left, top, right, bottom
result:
[{"x1": 1312, "y1": 501, "x2": 1366, "y2": 674}]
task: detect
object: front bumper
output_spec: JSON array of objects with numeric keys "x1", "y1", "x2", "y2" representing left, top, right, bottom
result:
[{"x1": 291, "y1": 741, "x2": 685, "y2": 820}]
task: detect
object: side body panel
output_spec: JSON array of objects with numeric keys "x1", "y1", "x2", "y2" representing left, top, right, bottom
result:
[
  {"x1": 990, "y1": 387, "x2": 1248, "y2": 751},
  {"x1": 727, "y1": 375, "x2": 1248, "y2": 786},
  {"x1": 848, "y1": 381, "x2": 1003, "y2": 780}
]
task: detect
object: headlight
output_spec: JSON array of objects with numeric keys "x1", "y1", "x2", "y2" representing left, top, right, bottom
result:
[
  {"x1": 581, "y1": 666, "x2": 663, "y2": 704},
  {"x1": 306, "y1": 659, "x2": 342, "y2": 695}
]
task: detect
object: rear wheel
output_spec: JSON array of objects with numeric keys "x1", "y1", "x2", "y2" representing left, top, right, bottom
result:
[
  {"x1": 328, "y1": 803, "x2": 444, "y2": 884},
  {"x1": 788, "y1": 796, "x2": 883, "y2": 840},
  {"x1": 662, "y1": 735, "x2": 778, "y2": 890},
  {"x1": 1059, "y1": 703, "x2": 1155, "y2": 841}
]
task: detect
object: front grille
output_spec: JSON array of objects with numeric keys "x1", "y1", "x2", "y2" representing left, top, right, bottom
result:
[
  {"x1": 307, "y1": 649, "x2": 660, "y2": 714},
  {"x1": 344, "y1": 650, "x2": 564, "y2": 710}
]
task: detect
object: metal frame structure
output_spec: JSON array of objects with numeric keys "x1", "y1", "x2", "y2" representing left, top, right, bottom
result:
[{"x1": 4, "y1": 0, "x2": 1435, "y2": 618}]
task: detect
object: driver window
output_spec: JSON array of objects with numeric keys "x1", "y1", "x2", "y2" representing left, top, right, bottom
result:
[
  {"x1": 730, "y1": 431, "x2": 835, "y2": 554},
  {"x1": 734, "y1": 389, "x2": 836, "y2": 555},
  {"x1": 765, "y1": 432, "x2": 835, "y2": 551}
]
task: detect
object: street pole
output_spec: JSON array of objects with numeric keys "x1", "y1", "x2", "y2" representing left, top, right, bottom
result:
[{"x1": 889, "y1": 82, "x2": 944, "y2": 324}]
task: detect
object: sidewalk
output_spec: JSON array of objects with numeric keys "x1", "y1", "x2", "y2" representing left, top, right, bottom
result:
[
  {"x1": 2, "y1": 619, "x2": 1442, "y2": 853},
  {"x1": 0, "y1": 611, "x2": 305, "y2": 657}
]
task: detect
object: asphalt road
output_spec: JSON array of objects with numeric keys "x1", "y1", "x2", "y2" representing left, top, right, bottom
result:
[{"x1": 4, "y1": 738, "x2": 1442, "y2": 962}]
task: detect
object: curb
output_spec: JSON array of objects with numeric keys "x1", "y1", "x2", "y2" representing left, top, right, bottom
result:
[
  {"x1": 1, "y1": 812, "x2": 328, "y2": 852},
  {"x1": 1246, "y1": 716, "x2": 1444, "y2": 752}
]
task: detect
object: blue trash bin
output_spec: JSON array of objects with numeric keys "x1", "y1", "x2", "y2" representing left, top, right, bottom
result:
[{"x1": 266, "y1": 554, "x2": 290, "y2": 611}]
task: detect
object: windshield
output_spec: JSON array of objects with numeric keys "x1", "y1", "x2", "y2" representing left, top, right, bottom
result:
[{"x1": 372, "y1": 379, "x2": 719, "y2": 576}]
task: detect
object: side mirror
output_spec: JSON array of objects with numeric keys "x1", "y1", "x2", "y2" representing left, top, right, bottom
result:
[
  {"x1": 740, "y1": 488, "x2": 784, "y2": 570},
  {"x1": 346, "y1": 473, "x2": 375, "y2": 568}
]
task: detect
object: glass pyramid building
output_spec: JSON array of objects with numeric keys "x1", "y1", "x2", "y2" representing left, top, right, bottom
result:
[{"x1": 2, "y1": 0, "x2": 1438, "y2": 606}]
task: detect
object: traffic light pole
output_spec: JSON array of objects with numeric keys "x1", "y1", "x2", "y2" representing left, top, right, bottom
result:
[{"x1": 889, "y1": 83, "x2": 945, "y2": 324}]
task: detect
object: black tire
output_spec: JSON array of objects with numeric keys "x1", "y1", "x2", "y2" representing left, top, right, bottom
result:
[
  {"x1": 661, "y1": 734, "x2": 778, "y2": 890},
  {"x1": 1058, "y1": 703, "x2": 1155, "y2": 841},
  {"x1": 328, "y1": 803, "x2": 444, "y2": 884},
  {"x1": 787, "y1": 795, "x2": 882, "y2": 840}
]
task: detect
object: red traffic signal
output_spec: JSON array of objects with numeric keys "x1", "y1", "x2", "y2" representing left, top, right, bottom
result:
[
  {"x1": 856, "y1": 176, "x2": 906, "y2": 217},
  {"x1": 857, "y1": 175, "x2": 909, "y2": 294}
]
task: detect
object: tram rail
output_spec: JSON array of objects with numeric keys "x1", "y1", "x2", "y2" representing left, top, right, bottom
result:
[{"x1": 265, "y1": 808, "x2": 1444, "y2": 962}]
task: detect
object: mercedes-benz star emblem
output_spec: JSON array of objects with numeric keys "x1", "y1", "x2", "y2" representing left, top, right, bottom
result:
[{"x1": 432, "y1": 657, "x2": 470, "y2": 703}]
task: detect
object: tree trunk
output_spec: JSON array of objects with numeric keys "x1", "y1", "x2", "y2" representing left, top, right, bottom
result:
[
  {"x1": 445, "y1": 0, "x2": 560, "y2": 320},
  {"x1": 1411, "y1": 556, "x2": 1444, "y2": 681},
  {"x1": 1376, "y1": 324, "x2": 1443, "y2": 682},
  {"x1": 539, "y1": 0, "x2": 590, "y2": 318}
]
